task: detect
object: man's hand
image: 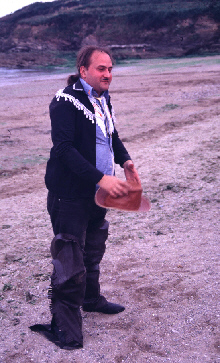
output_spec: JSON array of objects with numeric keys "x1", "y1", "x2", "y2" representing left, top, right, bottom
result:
[
  {"x1": 97, "y1": 175, "x2": 130, "y2": 198},
  {"x1": 123, "y1": 160, "x2": 141, "y2": 184}
]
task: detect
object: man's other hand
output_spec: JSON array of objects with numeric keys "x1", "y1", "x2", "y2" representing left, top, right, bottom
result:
[{"x1": 123, "y1": 160, "x2": 141, "y2": 184}]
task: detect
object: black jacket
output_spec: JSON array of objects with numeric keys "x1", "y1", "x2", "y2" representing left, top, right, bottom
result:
[{"x1": 45, "y1": 80, "x2": 131, "y2": 199}]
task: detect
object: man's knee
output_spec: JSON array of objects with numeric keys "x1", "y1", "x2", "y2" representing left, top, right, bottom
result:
[
  {"x1": 86, "y1": 219, "x2": 109, "y2": 246},
  {"x1": 50, "y1": 233, "x2": 85, "y2": 287},
  {"x1": 84, "y1": 219, "x2": 109, "y2": 266}
]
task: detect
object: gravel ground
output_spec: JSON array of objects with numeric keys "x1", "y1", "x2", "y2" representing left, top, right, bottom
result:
[{"x1": 0, "y1": 56, "x2": 220, "y2": 362}]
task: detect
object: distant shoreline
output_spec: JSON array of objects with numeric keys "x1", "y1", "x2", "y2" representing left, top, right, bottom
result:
[{"x1": 1, "y1": 54, "x2": 219, "y2": 87}]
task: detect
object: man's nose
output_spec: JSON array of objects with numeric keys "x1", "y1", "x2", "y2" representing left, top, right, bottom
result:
[{"x1": 104, "y1": 69, "x2": 111, "y2": 78}]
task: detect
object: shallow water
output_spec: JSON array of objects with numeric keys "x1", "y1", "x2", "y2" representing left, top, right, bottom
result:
[
  {"x1": 0, "y1": 66, "x2": 74, "y2": 86},
  {"x1": 0, "y1": 55, "x2": 219, "y2": 86}
]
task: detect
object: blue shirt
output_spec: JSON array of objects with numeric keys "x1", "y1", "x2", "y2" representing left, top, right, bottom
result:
[{"x1": 80, "y1": 78, "x2": 115, "y2": 181}]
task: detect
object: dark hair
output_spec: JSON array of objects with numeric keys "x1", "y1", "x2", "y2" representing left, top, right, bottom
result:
[
  {"x1": 67, "y1": 45, "x2": 113, "y2": 86},
  {"x1": 67, "y1": 74, "x2": 80, "y2": 85}
]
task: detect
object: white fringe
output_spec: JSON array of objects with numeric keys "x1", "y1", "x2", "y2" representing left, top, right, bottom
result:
[{"x1": 55, "y1": 89, "x2": 95, "y2": 123}]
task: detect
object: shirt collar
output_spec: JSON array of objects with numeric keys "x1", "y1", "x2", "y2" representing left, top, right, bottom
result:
[{"x1": 80, "y1": 78, "x2": 109, "y2": 102}]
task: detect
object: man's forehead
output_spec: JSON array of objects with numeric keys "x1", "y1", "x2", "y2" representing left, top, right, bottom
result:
[{"x1": 90, "y1": 51, "x2": 112, "y2": 66}]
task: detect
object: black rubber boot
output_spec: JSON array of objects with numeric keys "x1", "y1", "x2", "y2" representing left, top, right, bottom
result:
[
  {"x1": 83, "y1": 219, "x2": 108, "y2": 302},
  {"x1": 30, "y1": 233, "x2": 85, "y2": 348},
  {"x1": 83, "y1": 295, "x2": 125, "y2": 314},
  {"x1": 49, "y1": 233, "x2": 86, "y2": 346}
]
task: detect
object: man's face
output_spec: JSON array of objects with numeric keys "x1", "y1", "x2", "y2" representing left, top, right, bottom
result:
[{"x1": 80, "y1": 51, "x2": 113, "y2": 96}]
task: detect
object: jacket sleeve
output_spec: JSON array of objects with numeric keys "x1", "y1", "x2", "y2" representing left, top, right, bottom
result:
[
  {"x1": 112, "y1": 127, "x2": 131, "y2": 167},
  {"x1": 49, "y1": 98, "x2": 104, "y2": 184}
]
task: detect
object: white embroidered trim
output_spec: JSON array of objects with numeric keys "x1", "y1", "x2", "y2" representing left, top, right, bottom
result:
[
  {"x1": 90, "y1": 100, "x2": 107, "y2": 137},
  {"x1": 111, "y1": 106, "x2": 116, "y2": 124},
  {"x1": 55, "y1": 89, "x2": 95, "y2": 123},
  {"x1": 88, "y1": 95, "x2": 115, "y2": 138},
  {"x1": 102, "y1": 96, "x2": 115, "y2": 135}
]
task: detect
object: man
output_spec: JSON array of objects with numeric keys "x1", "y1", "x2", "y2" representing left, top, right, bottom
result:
[{"x1": 34, "y1": 45, "x2": 140, "y2": 349}]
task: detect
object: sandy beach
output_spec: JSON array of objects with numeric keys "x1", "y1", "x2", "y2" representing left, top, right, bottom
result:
[{"x1": 0, "y1": 56, "x2": 220, "y2": 362}]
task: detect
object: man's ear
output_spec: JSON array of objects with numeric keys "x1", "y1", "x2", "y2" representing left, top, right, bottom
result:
[{"x1": 80, "y1": 66, "x2": 86, "y2": 79}]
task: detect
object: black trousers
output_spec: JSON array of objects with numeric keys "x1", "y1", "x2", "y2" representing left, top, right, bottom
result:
[{"x1": 47, "y1": 192, "x2": 109, "y2": 345}]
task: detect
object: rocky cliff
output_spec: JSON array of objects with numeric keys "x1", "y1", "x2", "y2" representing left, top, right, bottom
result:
[{"x1": 0, "y1": 0, "x2": 219, "y2": 68}]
